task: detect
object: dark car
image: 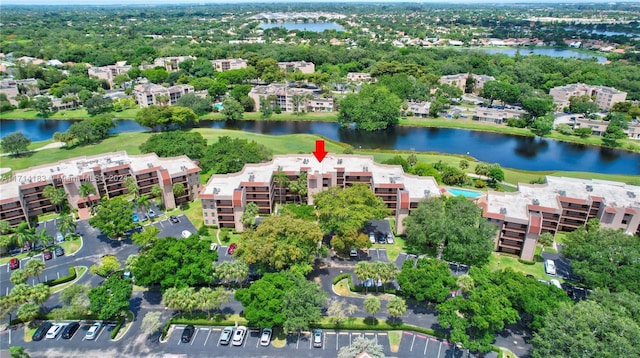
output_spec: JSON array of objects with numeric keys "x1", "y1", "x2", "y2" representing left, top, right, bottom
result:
[
  {"x1": 227, "y1": 243, "x2": 237, "y2": 255},
  {"x1": 42, "y1": 250, "x2": 53, "y2": 261},
  {"x1": 181, "y1": 325, "x2": 195, "y2": 343},
  {"x1": 32, "y1": 322, "x2": 53, "y2": 341},
  {"x1": 62, "y1": 322, "x2": 80, "y2": 339},
  {"x1": 9, "y1": 258, "x2": 20, "y2": 270},
  {"x1": 54, "y1": 246, "x2": 65, "y2": 257},
  {"x1": 170, "y1": 216, "x2": 180, "y2": 224}
]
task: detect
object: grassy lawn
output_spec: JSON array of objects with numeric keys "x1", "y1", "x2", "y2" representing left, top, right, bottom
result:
[
  {"x1": 373, "y1": 236, "x2": 406, "y2": 262},
  {"x1": 180, "y1": 199, "x2": 204, "y2": 229},
  {"x1": 487, "y1": 252, "x2": 550, "y2": 280},
  {"x1": 334, "y1": 278, "x2": 361, "y2": 298},
  {"x1": 554, "y1": 232, "x2": 568, "y2": 245},
  {"x1": 388, "y1": 331, "x2": 402, "y2": 352}
]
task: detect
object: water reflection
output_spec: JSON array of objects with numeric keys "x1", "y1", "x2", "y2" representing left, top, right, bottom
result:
[{"x1": 514, "y1": 137, "x2": 549, "y2": 159}]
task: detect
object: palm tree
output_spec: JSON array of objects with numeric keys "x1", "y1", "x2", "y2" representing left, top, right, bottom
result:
[
  {"x1": 177, "y1": 287, "x2": 198, "y2": 316},
  {"x1": 156, "y1": 94, "x2": 170, "y2": 106},
  {"x1": 79, "y1": 182, "x2": 97, "y2": 209},
  {"x1": 196, "y1": 287, "x2": 229, "y2": 319},
  {"x1": 137, "y1": 194, "x2": 151, "y2": 214},
  {"x1": 456, "y1": 274, "x2": 475, "y2": 294},
  {"x1": 354, "y1": 262, "x2": 373, "y2": 294},
  {"x1": 17, "y1": 302, "x2": 40, "y2": 322},
  {"x1": 30, "y1": 283, "x2": 50, "y2": 308},
  {"x1": 10, "y1": 269, "x2": 28, "y2": 285},
  {"x1": 294, "y1": 171, "x2": 308, "y2": 204},
  {"x1": 214, "y1": 261, "x2": 248, "y2": 288},
  {"x1": 387, "y1": 297, "x2": 407, "y2": 323},
  {"x1": 124, "y1": 177, "x2": 139, "y2": 198},
  {"x1": 363, "y1": 295, "x2": 381, "y2": 319},
  {"x1": 151, "y1": 185, "x2": 163, "y2": 207},
  {"x1": 273, "y1": 170, "x2": 289, "y2": 205},
  {"x1": 378, "y1": 263, "x2": 398, "y2": 293},
  {"x1": 24, "y1": 259, "x2": 46, "y2": 283},
  {"x1": 57, "y1": 213, "x2": 76, "y2": 236},
  {"x1": 172, "y1": 183, "x2": 186, "y2": 199},
  {"x1": 34, "y1": 229, "x2": 53, "y2": 249},
  {"x1": 9, "y1": 284, "x2": 33, "y2": 305},
  {"x1": 231, "y1": 261, "x2": 249, "y2": 285},
  {"x1": 11, "y1": 222, "x2": 34, "y2": 250},
  {"x1": 43, "y1": 185, "x2": 67, "y2": 213},
  {"x1": 0, "y1": 220, "x2": 11, "y2": 235},
  {"x1": 162, "y1": 287, "x2": 182, "y2": 313}
]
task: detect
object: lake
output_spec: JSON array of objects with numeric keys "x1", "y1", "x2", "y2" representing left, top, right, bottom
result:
[
  {"x1": 1, "y1": 119, "x2": 638, "y2": 175},
  {"x1": 260, "y1": 22, "x2": 345, "y2": 32},
  {"x1": 477, "y1": 48, "x2": 607, "y2": 63}
]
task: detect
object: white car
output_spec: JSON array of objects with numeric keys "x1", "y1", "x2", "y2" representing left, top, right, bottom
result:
[
  {"x1": 46, "y1": 323, "x2": 64, "y2": 339},
  {"x1": 544, "y1": 259, "x2": 557, "y2": 276},
  {"x1": 85, "y1": 322, "x2": 101, "y2": 340},
  {"x1": 232, "y1": 325, "x2": 247, "y2": 346},
  {"x1": 260, "y1": 328, "x2": 272, "y2": 346},
  {"x1": 181, "y1": 230, "x2": 192, "y2": 238},
  {"x1": 549, "y1": 279, "x2": 562, "y2": 289},
  {"x1": 369, "y1": 232, "x2": 375, "y2": 244},
  {"x1": 386, "y1": 233, "x2": 395, "y2": 244}
]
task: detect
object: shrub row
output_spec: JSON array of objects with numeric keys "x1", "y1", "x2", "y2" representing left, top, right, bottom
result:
[
  {"x1": 518, "y1": 259, "x2": 536, "y2": 266},
  {"x1": 332, "y1": 273, "x2": 351, "y2": 285},
  {"x1": 312, "y1": 320, "x2": 445, "y2": 339},
  {"x1": 44, "y1": 266, "x2": 76, "y2": 287},
  {"x1": 110, "y1": 316, "x2": 126, "y2": 339},
  {"x1": 333, "y1": 273, "x2": 399, "y2": 295}
]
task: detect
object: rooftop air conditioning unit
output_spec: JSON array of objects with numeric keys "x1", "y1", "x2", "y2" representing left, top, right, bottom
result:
[
  {"x1": 499, "y1": 208, "x2": 507, "y2": 214},
  {"x1": 532, "y1": 199, "x2": 540, "y2": 205}
]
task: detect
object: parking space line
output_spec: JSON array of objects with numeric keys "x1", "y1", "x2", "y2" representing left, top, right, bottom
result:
[
  {"x1": 296, "y1": 332, "x2": 300, "y2": 349},
  {"x1": 378, "y1": 332, "x2": 387, "y2": 336},
  {"x1": 424, "y1": 337, "x2": 429, "y2": 355},
  {"x1": 410, "y1": 334, "x2": 416, "y2": 351},
  {"x1": 364, "y1": 332, "x2": 374, "y2": 336},
  {"x1": 191, "y1": 328, "x2": 200, "y2": 345},
  {"x1": 437, "y1": 341, "x2": 442, "y2": 357}
]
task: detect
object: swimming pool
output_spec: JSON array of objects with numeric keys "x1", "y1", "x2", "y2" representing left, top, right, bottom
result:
[{"x1": 447, "y1": 188, "x2": 484, "y2": 199}]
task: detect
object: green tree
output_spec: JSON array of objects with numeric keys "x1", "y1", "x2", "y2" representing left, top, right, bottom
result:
[
  {"x1": 282, "y1": 278, "x2": 327, "y2": 333},
  {"x1": 60, "y1": 284, "x2": 91, "y2": 307},
  {"x1": 314, "y1": 184, "x2": 390, "y2": 238},
  {"x1": 172, "y1": 183, "x2": 186, "y2": 199},
  {"x1": 327, "y1": 299, "x2": 358, "y2": 325},
  {"x1": 602, "y1": 114, "x2": 628, "y2": 148},
  {"x1": 24, "y1": 259, "x2": 46, "y2": 283},
  {"x1": 569, "y1": 95, "x2": 599, "y2": 115},
  {"x1": 141, "y1": 311, "x2": 163, "y2": 336},
  {"x1": 397, "y1": 258, "x2": 456, "y2": 303},
  {"x1": 221, "y1": 97, "x2": 244, "y2": 120},
  {"x1": 240, "y1": 202, "x2": 259, "y2": 228},
  {"x1": 9, "y1": 346, "x2": 30, "y2": 358},
  {"x1": 273, "y1": 170, "x2": 290, "y2": 205},
  {"x1": 89, "y1": 275, "x2": 132, "y2": 320},
  {"x1": 43, "y1": 185, "x2": 67, "y2": 213},
  {"x1": 124, "y1": 176, "x2": 139, "y2": 198},
  {"x1": 1, "y1": 132, "x2": 31, "y2": 155},
  {"x1": 57, "y1": 213, "x2": 76, "y2": 236},
  {"x1": 30, "y1": 283, "x2": 50, "y2": 308},
  {"x1": 89, "y1": 196, "x2": 136, "y2": 238},
  {"x1": 32, "y1": 96, "x2": 52, "y2": 117},
  {"x1": 522, "y1": 97, "x2": 553, "y2": 121},
  {"x1": 84, "y1": 94, "x2": 113, "y2": 116},
  {"x1": 199, "y1": 136, "x2": 272, "y2": 174},
  {"x1": 17, "y1": 302, "x2": 40, "y2": 322},
  {"x1": 79, "y1": 183, "x2": 97, "y2": 208},
  {"x1": 196, "y1": 287, "x2": 229, "y2": 319},
  {"x1": 10, "y1": 269, "x2": 28, "y2": 285},
  {"x1": 338, "y1": 84, "x2": 402, "y2": 131},
  {"x1": 236, "y1": 215, "x2": 323, "y2": 272},
  {"x1": 363, "y1": 295, "x2": 381, "y2": 317},
  {"x1": 139, "y1": 131, "x2": 208, "y2": 160},
  {"x1": 530, "y1": 114, "x2": 555, "y2": 137},
  {"x1": 214, "y1": 260, "x2": 249, "y2": 287},
  {"x1": 176, "y1": 93, "x2": 212, "y2": 116},
  {"x1": 90, "y1": 255, "x2": 121, "y2": 277},
  {"x1": 387, "y1": 296, "x2": 407, "y2": 322},
  {"x1": 132, "y1": 236, "x2": 218, "y2": 290}
]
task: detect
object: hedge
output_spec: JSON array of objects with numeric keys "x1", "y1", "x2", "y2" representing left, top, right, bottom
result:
[
  {"x1": 333, "y1": 273, "x2": 399, "y2": 295},
  {"x1": 312, "y1": 320, "x2": 445, "y2": 338},
  {"x1": 44, "y1": 266, "x2": 76, "y2": 287},
  {"x1": 332, "y1": 273, "x2": 351, "y2": 285},
  {"x1": 518, "y1": 259, "x2": 536, "y2": 265},
  {"x1": 110, "y1": 316, "x2": 126, "y2": 339}
]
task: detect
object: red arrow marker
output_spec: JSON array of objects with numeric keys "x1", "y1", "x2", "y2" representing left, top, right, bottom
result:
[{"x1": 312, "y1": 139, "x2": 328, "y2": 163}]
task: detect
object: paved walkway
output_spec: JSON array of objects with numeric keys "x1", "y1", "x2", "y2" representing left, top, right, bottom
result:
[{"x1": 1, "y1": 141, "x2": 65, "y2": 174}]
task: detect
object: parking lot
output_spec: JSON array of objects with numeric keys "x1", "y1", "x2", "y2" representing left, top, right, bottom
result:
[
  {"x1": 28, "y1": 321, "x2": 116, "y2": 347},
  {"x1": 151, "y1": 214, "x2": 197, "y2": 239},
  {"x1": 395, "y1": 254, "x2": 470, "y2": 277},
  {"x1": 164, "y1": 326, "x2": 486, "y2": 358}
]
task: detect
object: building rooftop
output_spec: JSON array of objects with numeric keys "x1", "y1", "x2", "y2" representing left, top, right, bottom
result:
[
  {"x1": 202, "y1": 154, "x2": 440, "y2": 200},
  {"x1": 486, "y1": 176, "x2": 640, "y2": 221},
  {"x1": 1, "y1": 151, "x2": 199, "y2": 200}
]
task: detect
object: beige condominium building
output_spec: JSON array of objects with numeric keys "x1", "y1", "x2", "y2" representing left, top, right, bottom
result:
[
  {"x1": 549, "y1": 83, "x2": 627, "y2": 111},
  {"x1": 440, "y1": 73, "x2": 495, "y2": 94},
  {"x1": 200, "y1": 154, "x2": 442, "y2": 233},
  {"x1": 133, "y1": 81, "x2": 194, "y2": 107},
  {"x1": 211, "y1": 58, "x2": 248, "y2": 72},
  {"x1": 87, "y1": 61, "x2": 132, "y2": 89},
  {"x1": 277, "y1": 61, "x2": 315, "y2": 74},
  {"x1": 481, "y1": 176, "x2": 640, "y2": 261},
  {"x1": 248, "y1": 83, "x2": 334, "y2": 113},
  {"x1": 1, "y1": 152, "x2": 200, "y2": 226}
]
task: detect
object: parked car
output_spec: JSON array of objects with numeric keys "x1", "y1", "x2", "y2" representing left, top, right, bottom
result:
[
  {"x1": 349, "y1": 248, "x2": 358, "y2": 257},
  {"x1": 386, "y1": 233, "x2": 395, "y2": 244},
  {"x1": 181, "y1": 325, "x2": 195, "y2": 343},
  {"x1": 148, "y1": 209, "x2": 157, "y2": 218},
  {"x1": 46, "y1": 323, "x2": 64, "y2": 339},
  {"x1": 85, "y1": 322, "x2": 101, "y2": 340},
  {"x1": 32, "y1": 322, "x2": 52, "y2": 341},
  {"x1": 55, "y1": 232, "x2": 65, "y2": 243},
  {"x1": 368, "y1": 232, "x2": 375, "y2": 244},
  {"x1": 181, "y1": 230, "x2": 192, "y2": 238},
  {"x1": 549, "y1": 279, "x2": 562, "y2": 289},
  {"x1": 9, "y1": 258, "x2": 19, "y2": 270},
  {"x1": 61, "y1": 322, "x2": 80, "y2": 339},
  {"x1": 227, "y1": 243, "x2": 237, "y2": 255},
  {"x1": 544, "y1": 259, "x2": 557, "y2": 275},
  {"x1": 232, "y1": 325, "x2": 247, "y2": 346},
  {"x1": 170, "y1": 215, "x2": 180, "y2": 224},
  {"x1": 260, "y1": 328, "x2": 272, "y2": 347},
  {"x1": 132, "y1": 213, "x2": 139, "y2": 223},
  {"x1": 22, "y1": 241, "x2": 32, "y2": 252},
  {"x1": 122, "y1": 270, "x2": 133, "y2": 280},
  {"x1": 42, "y1": 250, "x2": 53, "y2": 261},
  {"x1": 377, "y1": 233, "x2": 386, "y2": 244},
  {"x1": 313, "y1": 328, "x2": 323, "y2": 348},
  {"x1": 219, "y1": 326, "x2": 234, "y2": 345},
  {"x1": 54, "y1": 246, "x2": 65, "y2": 257}
]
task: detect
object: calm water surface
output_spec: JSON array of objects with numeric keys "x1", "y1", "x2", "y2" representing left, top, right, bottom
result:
[
  {"x1": 259, "y1": 22, "x2": 345, "y2": 32},
  {"x1": 478, "y1": 48, "x2": 607, "y2": 63},
  {"x1": 2, "y1": 119, "x2": 637, "y2": 175}
]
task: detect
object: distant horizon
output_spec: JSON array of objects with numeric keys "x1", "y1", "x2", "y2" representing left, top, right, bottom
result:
[{"x1": 0, "y1": 0, "x2": 628, "y2": 6}]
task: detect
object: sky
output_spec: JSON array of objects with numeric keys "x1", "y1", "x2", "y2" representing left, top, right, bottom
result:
[{"x1": 0, "y1": 0, "x2": 623, "y2": 6}]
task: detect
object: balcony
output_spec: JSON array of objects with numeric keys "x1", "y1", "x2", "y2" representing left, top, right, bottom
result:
[
  {"x1": 501, "y1": 231, "x2": 525, "y2": 241},
  {"x1": 502, "y1": 224, "x2": 527, "y2": 233},
  {"x1": 498, "y1": 240, "x2": 523, "y2": 251}
]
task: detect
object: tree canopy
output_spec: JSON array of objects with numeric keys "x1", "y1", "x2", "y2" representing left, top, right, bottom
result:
[
  {"x1": 1, "y1": 132, "x2": 31, "y2": 155},
  {"x1": 88, "y1": 275, "x2": 132, "y2": 320},
  {"x1": 397, "y1": 258, "x2": 457, "y2": 303},
  {"x1": 338, "y1": 84, "x2": 402, "y2": 131},
  {"x1": 131, "y1": 236, "x2": 218, "y2": 290},
  {"x1": 88, "y1": 196, "x2": 136, "y2": 238},
  {"x1": 314, "y1": 184, "x2": 390, "y2": 237},
  {"x1": 135, "y1": 105, "x2": 199, "y2": 131},
  {"x1": 199, "y1": 136, "x2": 272, "y2": 174},
  {"x1": 139, "y1": 131, "x2": 208, "y2": 160}
]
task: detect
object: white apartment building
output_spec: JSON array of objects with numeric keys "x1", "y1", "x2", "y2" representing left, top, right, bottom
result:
[
  {"x1": 211, "y1": 58, "x2": 248, "y2": 72},
  {"x1": 133, "y1": 80, "x2": 194, "y2": 107},
  {"x1": 248, "y1": 83, "x2": 333, "y2": 113},
  {"x1": 440, "y1": 73, "x2": 495, "y2": 94},
  {"x1": 277, "y1": 61, "x2": 315, "y2": 74},
  {"x1": 87, "y1": 61, "x2": 132, "y2": 89},
  {"x1": 549, "y1": 83, "x2": 627, "y2": 111}
]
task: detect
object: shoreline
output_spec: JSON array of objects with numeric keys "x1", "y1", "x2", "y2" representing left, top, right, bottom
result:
[{"x1": 2, "y1": 110, "x2": 639, "y2": 154}]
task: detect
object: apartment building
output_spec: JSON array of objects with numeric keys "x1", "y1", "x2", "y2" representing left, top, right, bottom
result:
[
  {"x1": 346, "y1": 72, "x2": 373, "y2": 82},
  {"x1": 472, "y1": 107, "x2": 526, "y2": 124},
  {"x1": 549, "y1": 83, "x2": 627, "y2": 111},
  {"x1": 407, "y1": 101, "x2": 430, "y2": 118},
  {"x1": 211, "y1": 58, "x2": 248, "y2": 72},
  {"x1": 481, "y1": 176, "x2": 640, "y2": 261},
  {"x1": 440, "y1": 73, "x2": 495, "y2": 94},
  {"x1": 277, "y1": 61, "x2": 315, "y2": 74},
  {"x1": 0, "y1": 78, "x2": 39, "y2": 105},
  {"x1": 0, "y1": 152, "x2": 200, "y2": 226},
  {"x1": 200, "y1": 154, "x2": 442, "y2": 233},
  {"x1": 87, "y1": 61, "x2": 132, "y2": 89},
  {"x1": 147, "y1": 56, "x2": 196, "y2": 72},
  {"x1": 248, "y1": 84, "x2": 334, "y2": 113},
  {"x1": 133, "y1": 80, "x2": 194, "y2": 107}
]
